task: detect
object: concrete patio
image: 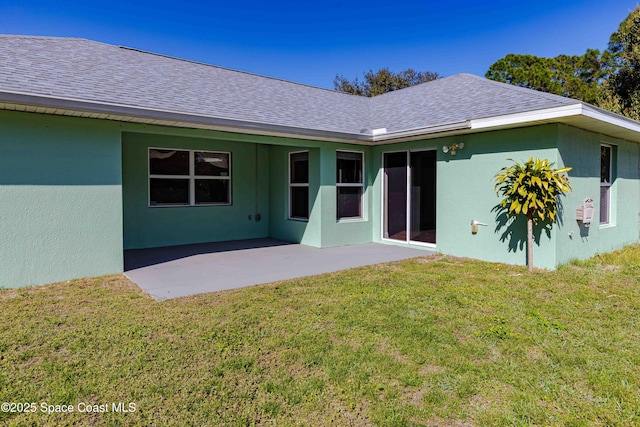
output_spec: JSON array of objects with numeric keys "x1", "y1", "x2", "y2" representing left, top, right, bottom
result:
[{"x1": 124, "y1": 238, "x2": 434, "y2": 300}]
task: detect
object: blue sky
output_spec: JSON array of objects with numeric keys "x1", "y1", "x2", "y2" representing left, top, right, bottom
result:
[{"x1": 0, "y1": 0, "x2": 635, "y2": 89}]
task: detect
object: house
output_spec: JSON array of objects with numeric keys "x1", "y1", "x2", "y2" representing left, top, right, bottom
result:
[{"x1": 1, "y1": 35, "x2": 639, "y2": 288}]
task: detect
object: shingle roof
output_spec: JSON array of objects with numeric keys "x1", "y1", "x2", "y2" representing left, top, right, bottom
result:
[
  {"x1": 372, "y1": 73, "x2": 577, "y2": 133},
  {"x1": 0, "y1": 35, "x2": 605, "y2": 141},
  {"x1": 0, "y1": 35, "x2": 371, "y2": 135}
]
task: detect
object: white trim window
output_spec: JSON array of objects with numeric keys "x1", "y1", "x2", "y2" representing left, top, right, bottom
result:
[
  {"x1": 149, "y1": 148, "x2": 231, "y2": 207},
  {"x1": 336, "y1": 151, "x2": 364, "y2": 220},
  {"x1": 600, "y1": 144, "x2": 612, "y2": 225},
  {"x1": 289, "y1": 151, "x2": 309, "y2": 220}
]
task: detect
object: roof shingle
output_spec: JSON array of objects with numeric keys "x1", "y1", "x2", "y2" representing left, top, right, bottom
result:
[{"x1": 0, "y1": 35, "x2": 583, "y2": 138}]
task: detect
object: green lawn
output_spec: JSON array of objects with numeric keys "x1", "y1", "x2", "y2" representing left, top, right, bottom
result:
[{"x1": 1, "y1": 247, "x2": 639, "y2": 426}]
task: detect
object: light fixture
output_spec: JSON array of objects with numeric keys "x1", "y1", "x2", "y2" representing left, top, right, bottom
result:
[{"x1": 442, "y1": 142, "x2": 464, "y2": 155}]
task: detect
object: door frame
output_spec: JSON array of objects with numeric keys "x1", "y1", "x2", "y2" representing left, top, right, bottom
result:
[{"x1": 380, "y1": 149, "x2": 437, "y2": 248}]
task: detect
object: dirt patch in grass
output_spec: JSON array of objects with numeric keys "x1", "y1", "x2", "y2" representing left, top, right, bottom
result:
[
  {"x1": 419, "y1": 364, "x2": 446, "y2": 375},
  {"x1": 415, "y1": 254, "x2": 452, "y2": 264},
  {"x1": 406, "y1": 388, "x2": 428, "y2": 405},
  {"x1": 525, "y1": 347, "x2": 548, "y2": 362},
  {"x1": 423, "y1": 416, "x2": 476, "y2": 427}
]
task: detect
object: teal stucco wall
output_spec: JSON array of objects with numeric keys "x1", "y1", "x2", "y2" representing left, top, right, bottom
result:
[
  {"x1": 317, "y1": 144, "x2": 374, "y2": 247},
  {"x1": 4, "y1": 111, "x2": 638, "y2": 289},
  {"x1": 0, "y1": 110, "x2": 123, "y2": 287},
  {"x1": 122, "y1": 130, "x2": 375, "y2": 250},
  {"x1": 372, "y1": 123, "x2": 640, "y2": 269},
  {"x1": 372, "y1": 125, "x2": 560, "y2": 269},
  {"x1": 267, "y1": 143, "x2": 374, "y2": 247},
  {"x1": 556, "y1": 124, "x2": 640, "y2": 264},
  {"x1": 122, "y1": 132, "x2": 271, "y2": 249},
  {"x1": 267, "y1": 144, "x2": 319, "y2": 246}
]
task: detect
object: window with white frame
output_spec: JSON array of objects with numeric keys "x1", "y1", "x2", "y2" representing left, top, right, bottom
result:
[
  {"x1": 289, "y1": 151, "x2": 309, "y2": 220},
  {"x1": 600, "y1": 144, "x2": 612, "y2": 225},
  {"x1": 336, "y1": 151, "x2": 364, "y2": 220},
  {"x1": 149, "y1": 148, "x2": 231, "y2": 206}
]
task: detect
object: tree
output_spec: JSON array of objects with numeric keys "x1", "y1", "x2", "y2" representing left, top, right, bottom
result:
[
  {"x1": 599, "y1": 6, "x2": 640, "y2": 119},
  {"x1": 494, "y1": 158, "x2": 572, "y2": 272},
  {"x1": 486, "y1": 7, "x2": 640, "y2": 118},
  {"x1": 334, "y1": 68, "x2": 439, "y2": 97},
  {"x1": 485, "y1": 51, "x2": 603, "y2": 104}
]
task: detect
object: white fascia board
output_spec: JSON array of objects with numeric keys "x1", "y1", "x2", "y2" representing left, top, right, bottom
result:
[
  {"x1": 470, "y1": 102, "x2": 640, "y2": 137},
  {"x1": 371, "y1": 120, "x2": 471, "y2": 143},
  {"x1": 470, "y1": 104, "x2": 584, "y2": 130},
  {"x1": 581, "y1": 104, "x2": 640, "y2": 133}
]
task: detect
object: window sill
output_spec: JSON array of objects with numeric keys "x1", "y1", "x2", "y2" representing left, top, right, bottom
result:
[
  {"x1": 288, "y1": 217, "x2": 309, "y2": 222},
  {"x1": 337, "y1": 217, "x2": 366, "y2": 223},
  {"x1": 149, "y1": 203, "x2": 232, "y2": 208}
]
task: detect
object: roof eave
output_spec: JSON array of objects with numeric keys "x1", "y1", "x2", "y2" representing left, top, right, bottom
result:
[
  {"x1": 470, "y1": 104, "x2": 585, "y2": 129},
  {"x1": 470, "y1": 103, "x2": 640, "y2": 143},
  {"x1": 0, "y1": 90, "x2": 373, "y2": 144},
  {"x1": 369, "y1": 121, "x2": 472, "y2": 144},
  {"x1": 4, "y1": 91, "x2": 640, "y2": 145}
]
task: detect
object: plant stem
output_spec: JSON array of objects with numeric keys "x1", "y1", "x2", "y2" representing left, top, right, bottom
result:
[{"x1": 527, "y1": 217, "x2": 533, "y2": 272}]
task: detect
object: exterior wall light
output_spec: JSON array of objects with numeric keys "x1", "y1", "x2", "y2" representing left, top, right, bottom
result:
[{"x1": 442, "y1": 142, "x2": 464, "y2": 155}]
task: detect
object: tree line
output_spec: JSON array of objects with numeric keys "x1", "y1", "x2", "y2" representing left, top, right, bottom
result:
[{"x1": 334, "y1": 7, "x2": 640, "y2": 120}]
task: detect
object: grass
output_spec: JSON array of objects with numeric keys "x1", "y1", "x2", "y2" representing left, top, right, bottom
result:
[{"x1": 1, "y1": 247, "x2": 640, "y2": 426}]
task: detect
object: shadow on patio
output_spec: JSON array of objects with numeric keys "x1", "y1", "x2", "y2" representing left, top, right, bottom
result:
[
  {"x1": 124, "y1": 238, "x2": 433, "y2": 300},
  {"x1": 124, "y1": 238, "x2": 294, "y2": 270}
]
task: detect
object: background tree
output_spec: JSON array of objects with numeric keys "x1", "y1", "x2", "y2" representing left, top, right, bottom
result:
[
  {"x1": 486, "y1": 7, "x2": 640, "y2": 118},
  {"x1": 338, "y1": 9, "x2": 640, "y2": 114},
  {"x1": 485, "y1": 50, "x2": 603, "y2": 104},
  {"x1": 334, "y1": 68, "x2": 439, "y2": 97},
  {"x1": 494, "y1": 158, "x2": 572, "y2": 272},
  {"x1": 598, "y1": 6, "x2": 640, "y2": 119}
]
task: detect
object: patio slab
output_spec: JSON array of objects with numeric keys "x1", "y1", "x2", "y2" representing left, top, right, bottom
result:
[{"x1": 124, "y1": 238, "x2": 434, "y2": 300}]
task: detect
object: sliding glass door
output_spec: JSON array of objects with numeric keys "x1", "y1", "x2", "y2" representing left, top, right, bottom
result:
[
  {"x1": 383, "y1": 152, "x2": 408, "y2": 241},
  {"x1": 383, "y1": 150, "x2": 436, "y2": 245}
]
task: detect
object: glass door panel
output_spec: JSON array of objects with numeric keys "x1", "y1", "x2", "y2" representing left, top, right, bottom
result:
[
  {"x1": 409, "y1": 151, "x2": 437, "y2": 244},
  {"x1": 383, "y1": 152, "x2": 408, "y2": 241}
]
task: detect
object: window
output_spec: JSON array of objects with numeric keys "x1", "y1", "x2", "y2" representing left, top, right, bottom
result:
[
  {"x1": 149, "y1": 148, "x2": 231, "y2": 206},
  {"x1": 289, "y1": 151, "x2": 309, "y2": 220},
  {"x1": 336, "y1": 151, "x2": 364, "y2": 219},
  {"x1": 600, "y1": 144, "x2": 612, "y2": 225}
]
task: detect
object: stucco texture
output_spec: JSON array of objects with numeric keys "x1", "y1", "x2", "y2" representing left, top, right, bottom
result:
[
  {"x1": 372, "y1": 125, "x2": 560, "y2": 269},
  {"x1": 0, "y1": 110, "x2": 123, "y2": 287},
  {"x1": 556, "y1": 124, "x2": 640, "y2": 265},
  {"x1": 122, "y1": 129, "x2": 376, "y2": 250}
]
